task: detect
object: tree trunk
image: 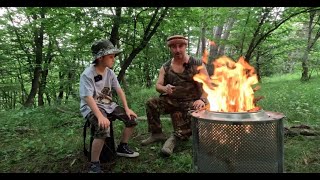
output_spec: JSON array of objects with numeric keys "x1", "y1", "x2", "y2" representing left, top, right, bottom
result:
[
  {"x1": 245, "y1": 8, "x2": 270, "y2": 62},
  {"x1": 143, "y1": 44, "x2": 152, "y2": 88},
  {"x1": 210, "y1": 26, "x2": 222, "y2": 59},
  {"x1": 57, "y1": 72, "x2": 64, "y2": 104},
  {"x1": 16, "y1": 57, "x2": 27, "y2": 104},
  {"x1": 255, "y1": 50, "x2": 261, "y2": 82},
  {"x1": 195, "y1": 31, "x2": 201, "y2": 57},
  {"x1": 66, "y1": 69, "x2": 78, "y2": 101},
  {"x1": 38, "y1": 38, "x2": 53, "y2": 106},
  {"x1": 109, "y1": 7, "x2": 129, "y2": 90},
  {"x1": 218, "y1": 18, "x2": 235, "y2": 55},
  {"x1": 24, "y1": 8, "x2": 46, "y2": 107},
  {"x1": 110, "y1": 7, "x2": 121, "y2": 48},
  {"x1": 239, "y1": 9, "x2": 251, "y2": 55},
  {"x1": 301, "y1": 10, "x2": 320, "y2": 81},
  {"x1": 201, "y1": 26, "x2": 207, "y2": 55},
  {"x1": 46, "y1": 92, "x2": 51, "y2": 106},
  {"x1": 144, "y1": 62, "x2": 152, "y2": 88},
  {"x1": 301, "y1": 51, "x2": 310, "y2": 81},
  {"x1": 38, "y1": 75, "x2": 45, "y2": 106},
  {"x1": 187, "y1": 27, "x2": 191, "y2": 55},
  {"x1": 207, "y1": 26, "x2": 222, "y2": 75}
]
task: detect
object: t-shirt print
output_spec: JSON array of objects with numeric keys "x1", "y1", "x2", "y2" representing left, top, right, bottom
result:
[{"x1": 97, "y1": 87, "x2": 112, "y2": 104}]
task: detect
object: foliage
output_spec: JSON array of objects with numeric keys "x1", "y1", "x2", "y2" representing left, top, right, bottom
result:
[
  {"x1": 125, "y1": 86, "x2": 158, "y2": 116},
  {"x1": 1, "y1": 7, "x2": 320, "y2": 108}
]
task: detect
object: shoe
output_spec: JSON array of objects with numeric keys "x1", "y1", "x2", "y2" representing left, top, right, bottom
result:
[
  {"x1": 116, "y1": 144, "x2": 139, "y2": 158},
  {"x1": 141, "y1": 133, "x2": 167, "y2": 146},
  {"x1": 161, "y1": 134, "x2": 177, "y2": 157},
  {"x1": 88, "y1": 162, "x2": 103, "y2": 173}
]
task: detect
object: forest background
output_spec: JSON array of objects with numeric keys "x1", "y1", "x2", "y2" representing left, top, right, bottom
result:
[{"x1": 0, "y1": 7, "x2": 319, "y2": 173}]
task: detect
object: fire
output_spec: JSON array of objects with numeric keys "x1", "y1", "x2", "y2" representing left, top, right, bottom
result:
[{"x1": 194, "y1": 55, "x2": 261, "y2": 112}]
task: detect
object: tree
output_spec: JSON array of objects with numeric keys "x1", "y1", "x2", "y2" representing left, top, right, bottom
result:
[
  {"x1": 117, "y1": 7, "x2": 169, "y2": 83},
  {"x1": 301, "y1": 9, "x2": 320, "y2": 81}
]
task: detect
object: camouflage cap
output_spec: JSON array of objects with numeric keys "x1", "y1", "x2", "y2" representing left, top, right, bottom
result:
[{"x1": 91, "y1": 39, "x2": 122, "y2": 63}]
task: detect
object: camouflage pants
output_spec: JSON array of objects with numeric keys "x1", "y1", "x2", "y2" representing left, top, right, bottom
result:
[
  {"x1": 86, "y1": 106, "x2": 138, "y2": 139},
  {"x1": 145, "y1": 96, "x2": 195, "y2": 140}
]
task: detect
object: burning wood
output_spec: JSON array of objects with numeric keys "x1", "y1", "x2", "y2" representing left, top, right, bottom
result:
[
  {"x1": 192, "y1": 104, "x2": 210, "y2": 113},
  {"x1": 247, "y1": 106, "x2": 261, "y2": 112}
]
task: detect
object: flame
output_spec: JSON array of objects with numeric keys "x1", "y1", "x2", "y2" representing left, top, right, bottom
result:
[{"x1": 194, "y1": 55, "x2": 261, "y2": 112}]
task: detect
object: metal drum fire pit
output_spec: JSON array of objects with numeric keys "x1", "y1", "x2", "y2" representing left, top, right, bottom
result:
[{"x1": 191, "y1": 110, "x2": 285, "y2": 173}]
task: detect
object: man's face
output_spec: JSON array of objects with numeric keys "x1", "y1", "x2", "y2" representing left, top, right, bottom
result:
[
  {"x1": 100, "y1": 54, "x2": 116, "y2": 68},
  {"x1": 169, "y1": 43, "x2": 187, "y2": 59}
]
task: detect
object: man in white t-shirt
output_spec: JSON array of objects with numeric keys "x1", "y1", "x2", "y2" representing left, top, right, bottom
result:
[{"x1": 79, "y1": 39, "x2": 139, "y2": 173}]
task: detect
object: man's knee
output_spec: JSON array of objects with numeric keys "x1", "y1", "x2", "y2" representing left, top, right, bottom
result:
[
  {"x1": 171, "y1": 111, "x2": 189, "y2": 122},
  {"x1": 146, "y1": 96, "x2": 166, "y2": 109},
  {"x1": 146, "y1": 98, "x2": 156, "y2": 108}
]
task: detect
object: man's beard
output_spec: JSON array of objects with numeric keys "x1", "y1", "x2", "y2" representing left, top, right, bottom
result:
[{"x1": 174, "y1": 53, "x2": 183, "y2": 59}]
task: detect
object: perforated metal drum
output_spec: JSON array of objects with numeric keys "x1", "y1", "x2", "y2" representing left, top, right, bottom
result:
[{"x1": 191, "y1": 110, "x2": 285, "y2": 173}]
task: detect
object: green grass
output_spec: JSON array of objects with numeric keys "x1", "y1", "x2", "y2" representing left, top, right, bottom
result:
[
  {"x1": 0, "y1": 73, "x2": 320, "y2": 173},
  {"x1": 256, "y1": 73, "x2": 320, "y2": 127}
]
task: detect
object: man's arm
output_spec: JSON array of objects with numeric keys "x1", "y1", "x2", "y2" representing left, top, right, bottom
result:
[
  {"x1": 156, "y1": 66, "x2": 175, "y2": 94},
  {"x1": 155, "y1": 67, "x2": 166, "y2": 93}
]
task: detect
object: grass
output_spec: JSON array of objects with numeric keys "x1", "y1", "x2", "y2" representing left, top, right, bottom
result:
[
  {"x1": 0, "y1": 72, "x2": 320, "y2": 173},
  {"x1": 256, "y1": 73, "x2": 320, "y2": 127}
]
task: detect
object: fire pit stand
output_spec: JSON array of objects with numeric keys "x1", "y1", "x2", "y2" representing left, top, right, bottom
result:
[{"x1": 191, "y1": 110, "x2": 285, "y2": 173}]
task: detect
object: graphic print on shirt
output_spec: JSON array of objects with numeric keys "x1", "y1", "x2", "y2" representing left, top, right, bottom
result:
[{"x1": 97, "y1": 87, "x2": 112, "y2": 104}]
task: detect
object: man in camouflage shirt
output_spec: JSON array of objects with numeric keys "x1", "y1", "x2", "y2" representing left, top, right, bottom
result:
[{"x1": 141, "y1": 35, "x2": 210, "y2": 156}]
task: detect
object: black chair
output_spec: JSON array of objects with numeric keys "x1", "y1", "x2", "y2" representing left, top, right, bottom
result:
[{"x1": 83, "y1": 117, "x2": 117, "y2": 164}]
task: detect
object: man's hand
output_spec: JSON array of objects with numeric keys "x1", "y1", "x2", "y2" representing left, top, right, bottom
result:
[
  {"x1": 165, "y1": 84, "x2": 176, "y2": 94},
  {"x1": 97, "y1": 116, "x2": 110, "y2": 129},
  {"x1": 193, "y1": 99, "x2": 205, "y2": 110}
]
